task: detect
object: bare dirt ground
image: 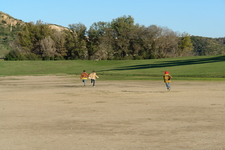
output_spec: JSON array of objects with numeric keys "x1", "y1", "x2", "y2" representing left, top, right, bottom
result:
[{"x1": 0, "y1": 76, "x2": 225, "y2": 150}]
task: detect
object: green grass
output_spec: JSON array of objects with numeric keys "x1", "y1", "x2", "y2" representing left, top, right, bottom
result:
[{"x1": 0, "y1": 55, "x2": 225, "y2": 81}]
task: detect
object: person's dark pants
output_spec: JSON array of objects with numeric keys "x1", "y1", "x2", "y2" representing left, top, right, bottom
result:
[{"x1": 91, "y1": 79, "x2": 96, "y2": 86}]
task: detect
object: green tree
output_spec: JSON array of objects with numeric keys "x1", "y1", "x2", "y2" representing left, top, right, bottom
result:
[
  {"x1": 17, "y1": 23, "x2": 33, "y2": 52},
  {"x1": 87, "y1": 21, "x2": 109, "y2": 59},
  {"x1": 191, "y1": 36, "x2": 225, "y2": 56},
  {"x1": 17, "y1": 21, "x2": 55, "y2": 59},
  {"x1": 110, "y1": 15, "x2": 136, "y2": 59},
  {"x1": 66, "y1": 23, "x2": 88, "y2": 59},
  {"x1": 178, "y1": 33, "x2": 193, "y2": 56}
]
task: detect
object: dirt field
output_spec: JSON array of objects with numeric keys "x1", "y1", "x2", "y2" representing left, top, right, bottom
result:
[{"x1": 0, "y1": 76, "x2": 225, "y2": 150}]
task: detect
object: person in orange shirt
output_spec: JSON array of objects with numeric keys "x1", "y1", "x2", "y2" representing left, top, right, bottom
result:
[
  {"x1": 80, "y1": 70, "x2": 89, "y2": 86},
  {"x1": 163, "y1": 71, "x2": 172, "y2": 90}
]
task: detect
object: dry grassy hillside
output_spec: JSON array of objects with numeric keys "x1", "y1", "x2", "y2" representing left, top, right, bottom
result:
[
  {"x1": 0, "y1": 11, "x2": 68, "y2": 31},
  {"x1": 0, "y1": 11, "x2": 24, "y2": 26}
]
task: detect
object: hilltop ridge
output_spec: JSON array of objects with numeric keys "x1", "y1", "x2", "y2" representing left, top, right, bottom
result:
[
  {"x1": 0, "y1": 11, "x2": 24, "y2": 26},
  {"x1": 0, "y1": 11, "x2": 68, "y2": 31}
]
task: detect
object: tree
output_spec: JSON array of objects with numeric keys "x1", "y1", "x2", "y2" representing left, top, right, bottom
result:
[
  {"x1": 87, "y1": 21, "x2": 109, "y2": 60},
  {"x1": 17, "y1": 23, "x2": 33, "y2": 52},
  {"x1": 40, "y1": 36, "x2": 56, "y2": 60},
  {"x1": 178, "y1": 33, "x2": 193, "y2": 56},
  {"x1": 155, "y1": 28, "x2": 179, "y2": 58},
  {"x1": 110, "y1": 15, "x2": 137, "y2": 59},
  {"x1": 66, "y1": 23, "x2": 88, "y2": 59},
  {"x1": 17, "y1": 21, "x2": 54, "y2": 59},
  {"x1": 53, "y1": 31, "x2": 67, "y2": 59},
  {"x1": 191, "y1": 36, "x2": 225, "y2": 56},
  {"x1": 139, "y1": 25, "x2": 162, "y2": 59}
]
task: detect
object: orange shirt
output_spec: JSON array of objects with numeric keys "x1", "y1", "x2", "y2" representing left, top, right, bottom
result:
[{"x1": 80, "y1": 72, "x2": 89, "y2": 79}]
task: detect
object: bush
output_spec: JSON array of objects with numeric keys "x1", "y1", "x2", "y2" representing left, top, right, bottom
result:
[
  {"x1": 4, "y1": 49, "x2": 20, "y2": 60},
  {"x1": 54, "y1": 55, "x2": 65, "y2": 60},
  {"x1": 24, "y1": 53, "x2": 41, "y2": 60},
  {"x1": 5, "y1": 50, "x2": 41, "y2": 60},
  {"x1": 133, "y1": 56, "x2": 143, "y2": 60}
]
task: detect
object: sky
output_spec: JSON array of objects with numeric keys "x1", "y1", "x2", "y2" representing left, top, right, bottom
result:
[{"x1": 1, "y1": 0, "x2": 225, "y2": 38}]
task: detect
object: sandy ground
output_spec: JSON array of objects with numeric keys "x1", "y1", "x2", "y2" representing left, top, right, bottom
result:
[{"x1": 0, "y1": 76, "x2": 225, "y2": 150}]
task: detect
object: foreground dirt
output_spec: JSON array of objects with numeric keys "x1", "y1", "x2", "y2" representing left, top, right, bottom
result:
[{"x1": 0, "y1": 76, "x2": 225, "y2": 150}]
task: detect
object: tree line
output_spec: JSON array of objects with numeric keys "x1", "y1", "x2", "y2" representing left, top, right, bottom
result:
[{"x1": 2, "y1": 15, "x2": 225, "y2": 60}]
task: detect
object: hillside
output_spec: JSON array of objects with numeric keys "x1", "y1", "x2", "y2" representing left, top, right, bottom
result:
[
  {"x1": 0, "y1": 11, "x2": 24, "y2": 26},
  {"x1": 0, "y1": 11, "x2": 69, "y2": 58},
  {"x1": 0, "y1": 11, "x2": 23, "y2": 58},
  {"x1": 0, "y1": 11, "x2": 67, "y2": 31},
  {"x1": 0, "y1": 11, "x2": 225, "y2": 60}
]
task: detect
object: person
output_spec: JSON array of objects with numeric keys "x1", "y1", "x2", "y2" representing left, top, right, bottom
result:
[
  {"x1": 163, "y1": 71, "x2": 172, "y2": 90},
  {"x1": 89, "y1": 70, "x2": 99, "y2": 87},
  {"x1": 80, "y1": 70, "x2": 89, "y2": 86}
]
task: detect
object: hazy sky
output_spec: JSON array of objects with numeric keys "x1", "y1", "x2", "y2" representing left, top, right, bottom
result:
[{"x1": 1, "y1": 0, "x2": 224, "y2": 38}]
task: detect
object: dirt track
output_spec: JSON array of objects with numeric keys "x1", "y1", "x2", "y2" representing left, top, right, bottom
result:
[{"x1": 0, "y1": 76, "x2": 225, "y2": 150}]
